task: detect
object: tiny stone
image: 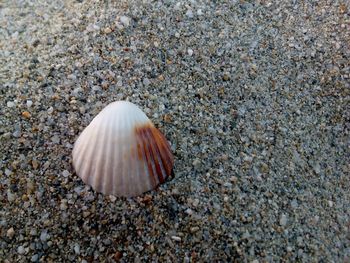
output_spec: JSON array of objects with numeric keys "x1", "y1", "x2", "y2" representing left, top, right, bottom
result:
[
  {"x1": 13, "y1": 130, "x2": 21, "y2": 138},
  {"x1": 223, "y1": 73, "x2": 230, "y2": 81},
  {"x1": 40, "y1": 230, "x2": 49, "y2": 242},
  {"x1": 171, "y1": 236, "x2": 181, "y2": 242},
  {"x1": 31, "y1": 254, "x2": 39, "y2": 262},
  {"x1": 143, "y1": 78, "x2": 151, "y2": 86},
  {"x1": 120, "y1": 16, "x2": 130, "y2": 27},
  {"x1": 280, "y1": 214, "x2": 288, "y2": 226},
  {"x1": 185, "y1": 208, "x2": 193, "y2": 215},
  {"x1": 7, "y1": 190, "x2": 16, "y2": 202},
  {"x1": 21, "y1": 111, "x2": 31, "y2": 119},
  {"x1": 62, "y1": 170, "x2": 70, "y2": 178},
  {"x1": 187, "y1": 48, "x2": 194, "y2": 56},
  {"x1": 190, "y1": 227, "x2": 199, "y2": 233},
  {"x1": 192, "y1": 199, "x2": 200, "y2": 207},
  {"x1": 230, "y1": 176, "x2": 238, "y2": 183},
  {"x1": 47, "y1": 107, "x2": 54, "y2": 114},
  {"x1": 291, "y1": 199, "x2": 298, "y2": 208},
  {"x1": 192, "y1": 159, "x2": 201, "y2": 168},
  {"x1": 26, "y1": 100, "x2": 33, "y2": 107},
  {"x1": 60, "y1": 200, "x2": 68, "y2": 210},
  {"x1": 197, "y1": 9, "x2": 203, "y2": 15},
  {"x1": 7, "y1": 101, "x2": 16, "y2": 107},
  {"x1": 328, "y1": 200, "x2": 333, "y2": 207},
  {"x1": 109, "y1": 195, "x2": 117, "y2": 202},
  {"x1": 7, "y1": 227, "x2": 15, "y2": 239},
  {"x1": 32, "y1": 160, "x2": 39, "y2": 169},
  {"x1": 30, "y1": 228, "x2": 37, "y2": 236},
  {"x1": 5, "y1": 169, "x2": 12, "y2": 176},
  {"x1": 186, "y1": 9, "x2": 193, "y2": 18},
  {"x1": 74, "y1": 243, "x2": 80, "y2": 255},
  {"x1": 51, "y1": 135, "x2": 60, "y2": 144},
  {"x1": 17, "y1": 245, "x2": 25, "y2": 254},
  {"x1": 104, "y1": 27, "x2": 112, "y2": 34}
]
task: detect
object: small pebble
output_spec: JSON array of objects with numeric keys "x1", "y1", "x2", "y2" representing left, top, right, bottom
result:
[
  {"x1": 7, "y1": 101, "x2": 15, "y2": 107},
  {"x1": 62, "y1": 170, "x2": 70, "y2": 177},
  {"x1": 104, "y1": 27, "x2": 112, "y2": 34},
  {"x1": 31, "y1": 254, "x2": 39, "y2": 262},
  {"x1": 26, "y1": 100, "x2": 33, "y2": 107},
  {"x1": 7, "y1": 227, "x2": 15, "y2": 239},
  {"x1": 7, "y1": 190, "x2": 16, "y2": 202},
  {"x1": 187, "y1": 48, "x2": 194, "y2": 56},
  {"x1": 40, "y1": 230, "x2": 49, "y2": 242},
  {"x1": 185, "y1": 208, "x2": 193, "y2": 215},
  {"x1": 186, "y1": 9, "x2": 194, "y2": 18},
  {"x1": 120, "y1": 16, "x2": 130, "y2": 27},
  {"x1": 74, "y1": 243, "x2": 80, "y2": 255},
  {"x1": 171, "y1": 236, "x2": 181, "y2": 242},
  {"x1": 280, "y1": 214, "x2": 288, "y2": 226},
  {"x1": 17, "y1": 245, "x2": 25, "y2": 254},
  {"x1": 143, "y1": 78, "x2": 151, "y2": 86}
]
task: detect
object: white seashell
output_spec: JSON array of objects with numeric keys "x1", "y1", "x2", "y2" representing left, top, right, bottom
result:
[{"x1": 72, "y1": 101, "x2": 174, "y2": 197}]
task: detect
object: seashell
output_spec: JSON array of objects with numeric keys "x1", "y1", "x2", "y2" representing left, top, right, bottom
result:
[{"x1": 72, "y1": 101, "x2": 174, "y2": 197}]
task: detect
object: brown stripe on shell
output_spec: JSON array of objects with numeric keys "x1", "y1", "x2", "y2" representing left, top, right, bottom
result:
[
  {"x1": 149, "y1": 127, "x2": 174, "y2": 176},
  {"x1": 134, "y1": 123, "x2": 174, "y2": 184},
  {"x1": 143, "y1": 128, "x2": 165, "y2": 184},
  {"x1": 135, "y1": 125, "x2": 157, "y2": 187}
]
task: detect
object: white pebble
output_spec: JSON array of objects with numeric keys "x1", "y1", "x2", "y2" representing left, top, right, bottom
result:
[
  {"x1": 187, "y1": 48, "x2": 194, "y2": 56},
  {"x1": 197, "y1": 9, "x2": 203, "y2": 16},
  {"x1": 171, "y1": 236, "x2": 181, "y2": 242},
  {"x1": 74, "y1": 243, "x2": 80, "y2": 255},
  {"x1": 185, "y1": 208, "x2": 193, "y2": 215},
  {"x1": 40, "y1": 230, "x2": 49, "y2": 242},
  {"x1": 186, "y1": 9, "x2": 193, "y2": 18},
  {"x1": 120, "y1": 16, "x2": 130, "y2": 27},
  {"x1": 18, "y1": 246, "x2": 25, "y2": 254},
  {"x1": 47, "y1": 107, "x2": 54, "y2": 114},
  {"x1": 5, "y1": 169, "x2": 12, "y2": 176},
  {"x1": 51, "y1": 135, "x2": 60, "y2": 144},
  {"x1": 109, "y1": 195, "x2": 117, "y2": 202},
  {"x1": 7, "y1": 101, "x2": 15, "y2": 108},
  {"x1": 31, "y1": 254, "x2": 39, "y2": 262},
  {"x1": 280, "y1": 214, "x2": 288, "y2": 226},
  {"x1": 7, "y1": 190, "x2": 16, "y2": 202},
  {"x1": 26, "y1": 100, "x2": 33, "y2": 108},
  {"x1": 62, "y1": 170, "x2": 70, "y2": 178},
  {"x1": 192, "y1": 199, "x2": 200, "y2": 207},
  {"x1": 143, "y1": 78, "x2": 151, "y2": 86}
]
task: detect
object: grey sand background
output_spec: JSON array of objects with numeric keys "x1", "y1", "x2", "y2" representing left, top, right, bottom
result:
[{"x1": 0, "y1": 0, "x2": 349, "y2": 262}]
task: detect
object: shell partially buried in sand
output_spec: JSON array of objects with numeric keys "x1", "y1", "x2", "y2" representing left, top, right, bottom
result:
[{"x1": 72, "y1": 101, "x2": 174, "y2": 197}]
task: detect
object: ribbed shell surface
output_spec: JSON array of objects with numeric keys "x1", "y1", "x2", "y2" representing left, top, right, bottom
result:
[{"x1": 72, "y1": 101, "x2": 174, "y2": 197}]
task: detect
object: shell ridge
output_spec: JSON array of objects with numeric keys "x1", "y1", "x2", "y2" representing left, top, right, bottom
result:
[
  {"x1": 91, "y1": 118, "x2": 111, "y2": 193},
  {"x1": 102, "y1": 116, "x2": 117, "y2": 195},
  {"x1": 111, "y1": 113, "x2": 123, "y2": 195},
  {"x1": 120, "y1": 115, "x2": 133, "y2": 196},
  {"x1": 72, "y1": 130, "x2": 90, "y2": 175},
  {"x1": 144, "y1": 128, "x2": 166, "y2": 184},
  {"x1": 135, "y1": 134, "x2": 151, "y2": 194},
  {"x1": 151, "y1": 129, "x2": 174, "y2": 176},
  {"x1": 137, "y1": 127, "x2": 157, "y2": 188},
  {"x1": 79, "y1": 122, "x2": 102, "y2": 184}
]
